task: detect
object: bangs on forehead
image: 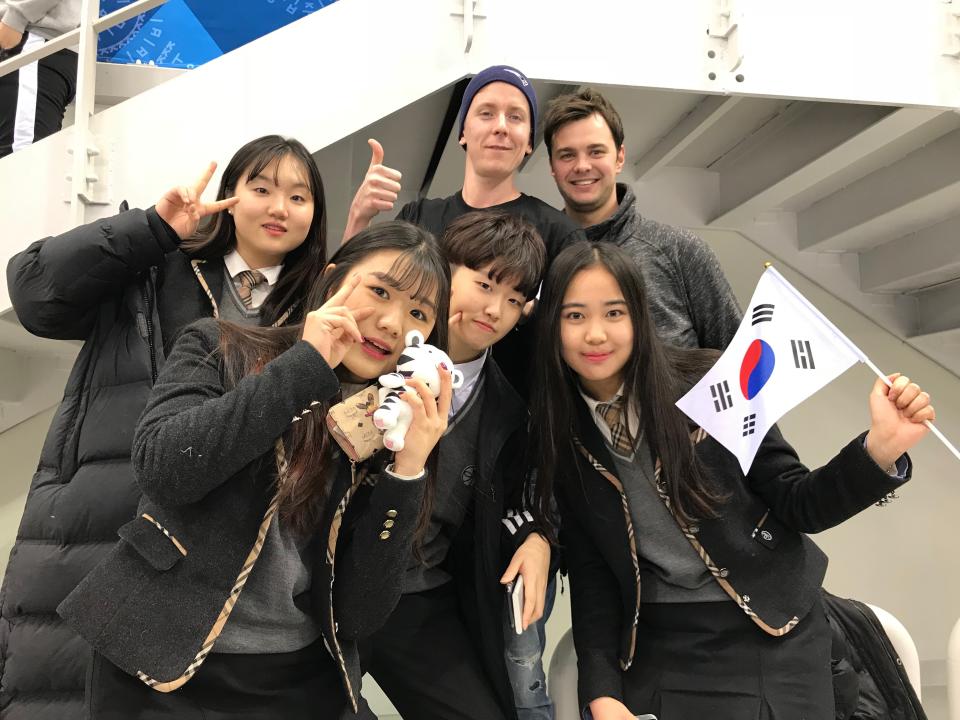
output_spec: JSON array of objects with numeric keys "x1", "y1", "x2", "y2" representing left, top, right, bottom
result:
[
  {"x1": 377, "y1": 250, "x2": 441, "y2": 307},
  {"x1": 245, "y1": 150, "x2": 311, "y2": 191},
  {"x1": 486, "y1": 260, "x2": 539, "y2": 296}
]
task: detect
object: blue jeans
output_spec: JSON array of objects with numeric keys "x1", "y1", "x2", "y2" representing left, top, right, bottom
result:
[{"x1": 503, "y1": 574, "x2": 557, "y2": 720}]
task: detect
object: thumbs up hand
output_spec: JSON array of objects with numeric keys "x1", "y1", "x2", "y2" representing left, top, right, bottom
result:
[{"x1": 342, "y1": 139, "x2": 403, "y2": 244}]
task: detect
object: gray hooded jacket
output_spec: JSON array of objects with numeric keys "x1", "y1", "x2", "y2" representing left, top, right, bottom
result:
[{"x1": 584, "y1": 183, "x2": 742, "y2": 350}]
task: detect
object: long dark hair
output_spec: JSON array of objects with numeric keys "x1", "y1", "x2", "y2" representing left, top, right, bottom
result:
[
  {"x1": 217, "y1": 221, "x2": 450, "y2": 535},
  {"x1": 531, "y1": 242, "x2": 725, "y2": 534},
  {"x1": 180, "y1": 135, "x2": 327, "y2": 327}
]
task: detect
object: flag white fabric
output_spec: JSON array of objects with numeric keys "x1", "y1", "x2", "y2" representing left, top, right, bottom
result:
[{"x1": 676, "y1": 266, "x2": 865, "y2": 474}]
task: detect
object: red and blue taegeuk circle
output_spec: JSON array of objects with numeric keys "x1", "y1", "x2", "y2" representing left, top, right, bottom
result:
[{"x1": 740, "y1": 339, "x2": 776, "y2": 399}]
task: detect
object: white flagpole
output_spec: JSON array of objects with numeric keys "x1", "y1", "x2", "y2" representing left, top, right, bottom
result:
[
  {"x1": 766, "y1": 264, "x2": 960, "y2": 463},
  {"x1": 860, "y1": 355, "x2": 960, "y2": 462}
]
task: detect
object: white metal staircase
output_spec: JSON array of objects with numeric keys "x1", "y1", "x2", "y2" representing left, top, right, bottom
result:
[{"x1": 1, "y1": 0, "x2": 959, "y2": 436}]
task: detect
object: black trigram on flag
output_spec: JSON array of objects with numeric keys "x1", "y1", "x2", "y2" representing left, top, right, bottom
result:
[
  {"x1": 710, "y1": 380, "x2": 733, "y2": 412},
  {"x1": 791, "y1": 339, "x2": 816, "y2": 369},
  {"x1": 751, "y1": 303, "x2": 775, "y2": 325},
  {"x1": 742, "y1": 413, "x2": 757, "y2": 437}
]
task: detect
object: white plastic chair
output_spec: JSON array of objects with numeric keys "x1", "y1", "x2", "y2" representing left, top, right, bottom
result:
[
  {"x1": 866, "y1": 603, "x2": 922, "y2": 701},
  {"x1": 948, "y1": 616, "x2": 960, "y2": 720},
  {"x1": 547, "y1": 628, "x2": 581, "y2": 720}
]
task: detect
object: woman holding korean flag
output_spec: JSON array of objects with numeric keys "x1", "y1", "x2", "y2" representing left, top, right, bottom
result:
[{"x1": 529, "y1": 241, "x2": 935, "y2": 720}]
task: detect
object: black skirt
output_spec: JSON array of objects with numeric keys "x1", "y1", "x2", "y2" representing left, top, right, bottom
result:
[
  {"x1": 87, "y1": 640, "x2": 352, "y2": 720},
  {"x1": 623, "y1": 599, "x2": 833, "y2": 720}
]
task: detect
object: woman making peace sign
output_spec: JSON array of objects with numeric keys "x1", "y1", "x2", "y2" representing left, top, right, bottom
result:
[
  {"x1": 60, "y1": 220, "x2": 455, "y2": 718},
  {"x1": 2, "y1": 135, "x2": 328, "y2": 716}
]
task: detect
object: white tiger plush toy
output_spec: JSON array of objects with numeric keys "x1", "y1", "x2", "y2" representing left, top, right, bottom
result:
[{"x1": 373, "y1": 329, "x2": 464, "y2": 452}]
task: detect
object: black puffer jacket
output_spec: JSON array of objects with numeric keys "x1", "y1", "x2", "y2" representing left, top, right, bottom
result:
[
  {"x1": 824, "y1": 591, "x2": 927, "y2": 720},
  {"x1": 0, "y1": 208, "x2": 292, "y2": 720}
]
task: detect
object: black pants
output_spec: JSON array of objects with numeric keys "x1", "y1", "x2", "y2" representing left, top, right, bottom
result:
[
  {"x1": 87, "y1": 640, "x2": 350, "y2": 720},
  {"x1": 0, "y1": 31, "x2": 77, "y2": 158},
  {"x1": 623, "y1": 599, "x2": 833, "y2": 720},
  {"x1": 360, "y1": 582, "x2": 508, "y2": 720}
]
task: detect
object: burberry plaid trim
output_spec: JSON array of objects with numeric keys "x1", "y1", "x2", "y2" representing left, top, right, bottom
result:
[
  {"x1": 576, "y1": 427, "x2": 801, "y2": 644},
  {"x1": 574, "y1": 437, "x2": 641, "y2": 669},
  {"x1": 136, "y1": 438, "x2": 289, "y2": 693},
  {"x1": 140, "y1": 513, "x2": 187, "y2": 557},
  {"x1": 190, "y1": 260, "x2": 221, "y2": 319},
  {"x1": 322, "y1": 459, "x2": 368, "y2": 713},
  {"x1": 190, "y1": 259, "x2": 298, "y2": 328}
]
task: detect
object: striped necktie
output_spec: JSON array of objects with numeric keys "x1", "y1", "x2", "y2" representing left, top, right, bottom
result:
[
  {"x1": 596, "y1": 396, "x2": 634, "y2": 456},
  {"x1": 236, "y1": 269, "x2": 267, "y2": 309}
]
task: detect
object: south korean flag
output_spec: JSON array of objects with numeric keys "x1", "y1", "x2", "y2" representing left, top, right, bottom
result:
[{"x1": 676, "y1": 266, "x2": 864, "y2": 474}]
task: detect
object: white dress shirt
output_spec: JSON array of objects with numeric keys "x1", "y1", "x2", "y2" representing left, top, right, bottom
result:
[{"x1": 223, "y1": 250, "x2": 283, "y2": 310}]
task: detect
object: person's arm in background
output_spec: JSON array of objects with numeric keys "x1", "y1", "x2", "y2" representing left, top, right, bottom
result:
[{"x1": 341, "y1": 139, "x2": 403, "y2": 244}]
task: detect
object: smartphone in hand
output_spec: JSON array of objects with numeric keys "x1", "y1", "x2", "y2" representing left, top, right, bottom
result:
[{"x1": 505, "y1": 575, "x2": 524, "y2": 635}]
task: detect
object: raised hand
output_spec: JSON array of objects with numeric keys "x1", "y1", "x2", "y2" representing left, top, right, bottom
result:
[
  {"x1": 392, "y1": 369, "x2": 452, "y2": 477},
  {"x1": 864, "y1": 373, "x2": 935, "y2": 470},
  {"x1": 155, "y1": 162, "x2": 240, "y2": 240},
  {"x1": 302, "y1": 274, "x2": 374, "y2": 370},
  {"x1": 500, "y1": 533, "x2": 550, "y2": 630},
  {"x1": 342, "y1": 139, "x2": 403, "y2": 243}
]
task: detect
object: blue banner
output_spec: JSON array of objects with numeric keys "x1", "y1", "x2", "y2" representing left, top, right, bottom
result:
[{"x1": 97, "y1": 0, "x2": 335, "y2": 68}]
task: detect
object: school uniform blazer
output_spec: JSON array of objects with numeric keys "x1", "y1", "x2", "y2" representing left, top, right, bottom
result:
[
  {"x1": 557, "y1": 395, "x2": 911, "y2": 708},
  {"x1": 59, "y1": 319, "x2": 425, "y2": 716},
  {"x1": 446, "y1": 355, "x2": 543, "y2": 719}
]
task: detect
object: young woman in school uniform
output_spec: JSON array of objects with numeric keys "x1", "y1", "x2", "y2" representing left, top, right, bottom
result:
[
  {"x1": 530, "y1": 241, "x2": 935, "y2": 720},
  {"x1": 3, "y1": 135, "x2": 329, "y2": 709},
  {"x1": 59, "y1": 221, "x2": 454, "y2": 719}
]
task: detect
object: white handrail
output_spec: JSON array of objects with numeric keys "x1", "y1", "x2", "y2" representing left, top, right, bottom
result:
[
  {"x1": 0, "y1": 0, "x2": 168, "y2": 79},
  {"x1": 0, "y1": 0, "x2": 171, "y2": 224}
]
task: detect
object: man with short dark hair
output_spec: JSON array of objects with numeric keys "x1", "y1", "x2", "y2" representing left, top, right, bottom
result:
[{"x1": 541, "y1": 87, "x2": 741, "y2": 351}]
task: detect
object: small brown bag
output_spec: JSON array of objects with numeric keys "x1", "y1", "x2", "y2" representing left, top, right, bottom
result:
[{"x1": 325, "y1": 385, "x2": 385, "y2": 462}]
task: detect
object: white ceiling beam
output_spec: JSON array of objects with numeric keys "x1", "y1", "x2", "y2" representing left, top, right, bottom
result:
[
  {"x1": 710, "y1": 102, "x2": 894, "y2": 227},
  {"x1": 710, "y1": 108, "x2": 945, "y2": 228},
  {"x1": 911, "y1": 282, "x2": 960, "y2": 337},
  {"x1": 797, "y1": 128, "x2": 960, "y2": 252},
  {"x1": 860, "y1": 215, "x2": 960, "y2": 293},
  {"x1": 634, "y1": 96, "x2": 742, "y2": 180}
]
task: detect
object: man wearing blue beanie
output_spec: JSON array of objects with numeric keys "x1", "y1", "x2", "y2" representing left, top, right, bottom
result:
[
  {"x1": 342, "y1": 64, "x2": 582, "y2": 388},
  {"x1": 343, "y1": 66, "x2": 580, "y2": 268}
]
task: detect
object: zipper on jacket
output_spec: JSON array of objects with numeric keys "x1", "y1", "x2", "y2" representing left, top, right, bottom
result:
[{"x1": 140, "y1": 279, "x2": 158, "y2": 383}]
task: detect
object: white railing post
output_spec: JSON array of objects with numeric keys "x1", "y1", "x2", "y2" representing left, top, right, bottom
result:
[
  {"x1": 68, "y1": 0, "x2": 104, "y2": 226},
  {"x1": 451, "y1": 0, "x2": 486, "y2": 54}
]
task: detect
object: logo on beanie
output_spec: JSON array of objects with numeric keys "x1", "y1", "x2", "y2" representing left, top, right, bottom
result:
[{"x1": 503, "y1": 68, "x2": 529, "y2": 86}]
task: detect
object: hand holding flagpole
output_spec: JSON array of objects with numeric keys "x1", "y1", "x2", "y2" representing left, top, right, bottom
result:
[
  {"x1": 861, "y1": 359, "x2": 959, "y2": 463},
  {"x1": 676, "y1": 264, "x2": 959, "y2": 473}
]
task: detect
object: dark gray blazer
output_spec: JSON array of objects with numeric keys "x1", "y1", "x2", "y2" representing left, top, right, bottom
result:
[
  {"x1": 59, "y1": 319, "x2": 425, "y2": 715},
  {"x1": 559, "y1": 395, "x2": 911, "y2": 708}
]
